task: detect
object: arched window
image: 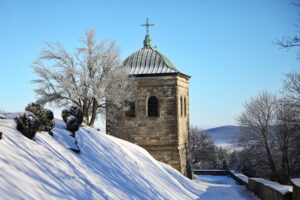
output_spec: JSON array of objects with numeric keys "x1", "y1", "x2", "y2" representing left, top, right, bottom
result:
[
  {"x1": 184, "y1": 97, "x2": 186, "y2": 117},
  {"x1": 148, "y1": 96, "x2": 159, "y2": 117},
  {"x1": 180, "y1": 96, "x2": 183, "y2": 117}
]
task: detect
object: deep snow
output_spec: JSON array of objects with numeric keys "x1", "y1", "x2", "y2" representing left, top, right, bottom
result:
[
  {"x1": 195, "y1": 175, "x2": 259, "y2": 200},
  {"x1": 0, "y1": 115, "x2": 259, "y2": 200},
  {"x1": 0, "y1": 117, "x2": 205, "y2": 200}
]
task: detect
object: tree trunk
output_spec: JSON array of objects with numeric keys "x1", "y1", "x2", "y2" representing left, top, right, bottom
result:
[
  {"x1": 82, "y1": 100, "x2": 89, "y2": 125},
  {"x1": 264, "y1": 138, "x2": 277, "y2": 179},
  {"x1": 89, "y1": 98, "x2": 98, "y2": 127}
]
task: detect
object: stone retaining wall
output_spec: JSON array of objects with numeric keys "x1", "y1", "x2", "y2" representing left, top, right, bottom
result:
[
  {"x1": 291, "y1": 179, "x2": 300, "y2": 200},
  {"x1": 247, "y1": 178, "x2": 292, "y2": 200},
  {"x1": 193, "y1": 170, "x2": 229, "y2": 176}
]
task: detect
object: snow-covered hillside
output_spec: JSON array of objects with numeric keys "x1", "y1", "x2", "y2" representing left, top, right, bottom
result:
[
  {"x1": 201, "y1": 126, "x2": 242, "y2": 148},
  {"x1": 0, "y1": 115, "x2": 204, "y2": 200}
]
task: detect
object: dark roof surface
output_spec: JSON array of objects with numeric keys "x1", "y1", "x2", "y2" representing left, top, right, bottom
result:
[
  {"x1": 123, "y1": 47, "x2": 179, "y2": 75},
  {"x1": 123, "y1": 34, "x2": 187, "y2": 76}
]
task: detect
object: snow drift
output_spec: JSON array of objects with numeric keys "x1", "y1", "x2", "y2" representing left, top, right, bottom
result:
[{"x1": 0, "y1": 116, "x2": 204, "y2": 200}]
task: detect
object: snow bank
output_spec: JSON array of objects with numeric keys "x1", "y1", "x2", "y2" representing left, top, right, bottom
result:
[
  {"x1": 250, "y1": 178, "x2": 292, "y2": 195},
  {"x1": 291, "y1": 178, "x2": 300, "y2": 187},
  {"x1": 0, "y1": 117, "x2": 204, "y2": 200},
  {"x1": 230, "y1": 170, "x2": 249, "y2": 183}
]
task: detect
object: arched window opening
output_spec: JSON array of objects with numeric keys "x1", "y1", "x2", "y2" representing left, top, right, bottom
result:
[
  {"x1": 148, "y1": 96, "x2": 159, "y2": 117},
  {"x1": 125, "y1": 101, "x2": 136, "y2": 117},
  {"x1": 184, "y1": 97, "x2": 187, "y2": 117},
  {"x1": 180, "y1": 96, "x2": 183, "y2": 117}
]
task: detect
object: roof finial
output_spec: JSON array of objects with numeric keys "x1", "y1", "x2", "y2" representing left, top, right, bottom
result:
[
  {"x1": 141, "y1": 18, "x2": 154, "y2": 48},
  {"x1": 141, "y1": 17, "x2": 154, "y2": 35}
]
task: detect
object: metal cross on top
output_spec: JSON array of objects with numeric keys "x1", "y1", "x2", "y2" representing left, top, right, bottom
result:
[{"x1": 141, "y1": 17, "x2": 154, "y2": 35}]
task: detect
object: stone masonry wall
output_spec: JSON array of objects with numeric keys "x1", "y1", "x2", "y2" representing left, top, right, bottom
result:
[
  {"x1": 106, "y1": 74, "x2": 189, "y2": 174},
  {"x1": 176, "y1": 76, "x2": 189, "y2": 175},
  {"x1": 291, "y1": 179, "x2": 300, "y2": 200}
]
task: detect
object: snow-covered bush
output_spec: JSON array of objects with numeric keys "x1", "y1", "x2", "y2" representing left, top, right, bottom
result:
[
  {"x1": 61, "y1": 109, "x2": 69, "y2": 123},
  {"x1": 25, "y1": 103, "x2": 43, "y2": 130},
  {"x1": 62, "y1": 106, "x2": 83, "y2": 133},
  {"x1": 66, "y1": 115, "x2": 80, "y2": 134},
  {"x1": 16, "y1": 112, "x2": 41, "y2": 139},
  {"x1": 43, "y1": 109, "x2": 55, "y2": 132},
  {"x1": 25, "y1": 103, "x2": 55, "y2": 132},
  {"x1": 62, "y1": 106, "x2": 83, "y2": 125}
]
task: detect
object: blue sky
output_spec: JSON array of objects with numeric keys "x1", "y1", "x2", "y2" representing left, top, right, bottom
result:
[{"x1": 0, "y1": 0, "x2": 299, "y2": 128}]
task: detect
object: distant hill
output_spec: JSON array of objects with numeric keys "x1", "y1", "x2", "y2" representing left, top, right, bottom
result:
[{"x1": 200, "y1": 126, "x2": 243, "y2": 148}]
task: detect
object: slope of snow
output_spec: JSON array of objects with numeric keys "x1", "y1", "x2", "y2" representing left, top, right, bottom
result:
[
  {"x1": 0, "y1": 117, "x2": 203, "y2": 200},
  {"x1": 0, "y1": 116, "x2": 262, "y2": 200},
  {"x1": 195, "y1": 175, "x2": 259, "y2": 200}
]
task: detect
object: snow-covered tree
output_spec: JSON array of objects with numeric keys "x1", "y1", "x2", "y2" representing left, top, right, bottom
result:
[{"x1": 32, "y1": 30, "x2": 136, "y2": 126}]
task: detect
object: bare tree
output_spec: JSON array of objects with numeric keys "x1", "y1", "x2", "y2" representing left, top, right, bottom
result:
[
  {"x1": 188, "y1": 126, "x2": 217, "y2": 169},
  {"x1": 236, "y1": 88, "x2": 300, "y2": 183},
  {"x1": 274, "y1": 1, "x2": 300, "y2": 59},
  {"x1": 236, "y1": 91, "x2": 278, "y2": 178},
  {"x1": 275, "y1": 36, "x2": 300, "y2": 52},
  {"x1": 282, "y1": 71, "x2": 300, "y2": 105},
  {"x1": 234, "y1": 73, "x2": 300, "y2": 183},
  {"x1": 274, "y1": 71, "x2": 300, "y2": 183},
  {"x1": 32, "y1": 30, "x2": 136, "y2": 126},
  {"x1": 274, "y1": 98, "x2": 300, "y2": 183},
  {"x1": 215, "y1": 147, "x2": 230, "y2": 170}
]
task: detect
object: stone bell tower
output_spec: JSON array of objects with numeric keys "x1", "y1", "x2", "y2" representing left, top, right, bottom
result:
[{"x1": 106, "y1": 19, "x2": 191, "y2": 176}]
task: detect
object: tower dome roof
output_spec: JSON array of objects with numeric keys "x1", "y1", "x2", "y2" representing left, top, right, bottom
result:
[{"x1": 123, "y1": 34, "x2": 185, "y2": 76}]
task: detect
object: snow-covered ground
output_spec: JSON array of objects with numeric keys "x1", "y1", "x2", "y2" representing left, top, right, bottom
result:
[
  {"x1": 194, "y1": 175, "x2": 260, "y2": 200},
  {"x1": 0, "y1": 115, "x2": 259, "y2": 200}
]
